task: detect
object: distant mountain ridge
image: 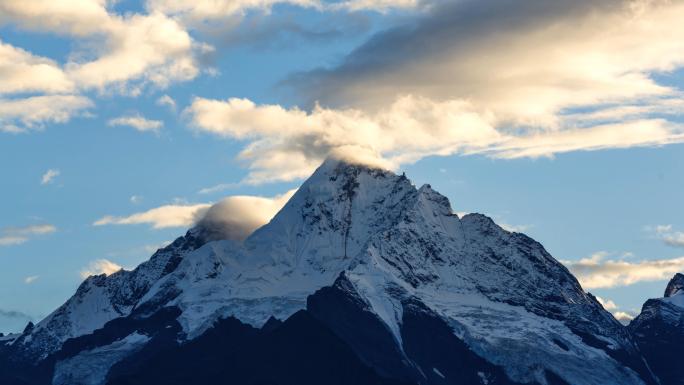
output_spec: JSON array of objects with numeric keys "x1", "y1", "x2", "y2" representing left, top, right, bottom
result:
[{"x1": 0, "y1": 158, "x2": 670, "y2": 385}]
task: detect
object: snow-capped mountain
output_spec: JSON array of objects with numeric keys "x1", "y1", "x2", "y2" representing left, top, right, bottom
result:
[
  {"x1": 0, "y1": 159, "x2": 660, "y2": 385},
  {"x1": 629, "y1": 273, "x2": 684, "y2": 385}
]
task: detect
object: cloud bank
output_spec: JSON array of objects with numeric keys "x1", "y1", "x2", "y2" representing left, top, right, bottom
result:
[
  {"x1": 185, "y1": 0, "x2": 684, "y2": 184},
  {"x1": 188, "y1": 95, "x2": 684, "y2": 184}
]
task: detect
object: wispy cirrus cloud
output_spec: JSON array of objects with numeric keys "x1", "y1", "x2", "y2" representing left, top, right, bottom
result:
[
  {"x1": 562, "y1": 251, "x2": 684, "y2": 289},
  {"x1": 0, "y1": 224, "x2": 56, "y2": 246},
  {"x1": 41, "y1": 169, "x2": 60, "y2": 185}
]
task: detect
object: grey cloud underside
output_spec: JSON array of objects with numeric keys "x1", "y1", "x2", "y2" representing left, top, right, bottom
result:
[{"x1": 287, "y1": 0, "x2": 624, "y2": 106}]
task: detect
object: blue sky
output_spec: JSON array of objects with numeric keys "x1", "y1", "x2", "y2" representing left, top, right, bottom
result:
[{"x1": 1, "y1": 0, "x2": 684, "y2": 332}]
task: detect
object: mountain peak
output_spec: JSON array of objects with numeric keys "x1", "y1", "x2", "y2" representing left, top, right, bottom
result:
[
  {"x1": 664, "y1": 273, "x2": 684, "y2": 297},
  {"x1": 310, "y1": 156, "x2": 398, "y2": 185},
  {"x1": 2, "y1": 159, "x2": 659, "y2": 385}
]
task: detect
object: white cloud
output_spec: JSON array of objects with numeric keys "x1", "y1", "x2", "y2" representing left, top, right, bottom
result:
[
  {"x1": 41, "y1": 169, "x2": 60, "y2": 185},
  {"x1": 130, "y1": 195, "x2": 143, "y2": 204},
  {"x1": 93, "y1": 203, "x2": 211, "y2": 229},
  {"x1": 595, "y1": 296, "x2": 617, "y2": 311},
  {"x1": 0, "y1": 0, "x2": 111, "y2": 36},
  {"x1": 188, "y1": 95, "x2": 684, "y2": 184},
  {"x1": 156, "y1": 94, "x2": 176, "y2": 112},
  {"x1": 0, "y1": 95, "x2": 93, "y2": 133},
  {"x1": 0, "y1": 224, "x2": 57, "y2": 246},
  {"x1": 562, "y1": 252, "x2": 684, "y2": 289},
  {"x1": 80, "y1": 259, "x2": 122, "y2": 279},
  {"x1": 24, "y1": 275, "x2": 39, "y2": 284},
  {"x1": 108, "y1": 114, "x2": 163, "y2": 133},
  {"x1": 93, "y1": 189, "x2": 296, "y2": 240},
  {"x1": 186, "y1": 96, "x2": 494, "y2": 183},
  {"x1": 652, "y1": 224, "x2": 684, "y2": 248},
  {"x1": 0, "y1": 0, "x2": 203, "y2": 95},
  {"x1": 0, "y1": 0, "x2": 212, "y2": 133},
  {"x1": 0, "y1": 39, "x2": 74, "y2": 95},
  {"x1": 613, "y1": 311, "x2": 635, "y2": 324},
  {"x1": 594, "y1": 295, "x2": 635, "y2": 324},
  {"x1": 197, "y1": 189, "x2": 296, "y2": 241},
  {"x1": 66, "y1": 12, "x2": 201, "y2": 92}
]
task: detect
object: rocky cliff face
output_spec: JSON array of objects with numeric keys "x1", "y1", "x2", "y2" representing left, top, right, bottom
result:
[
  {"x1": 629, "y1": 273, "x2": 684, "y2": 385},
  {"x1": 1, "y1": 159, "x2": 659, "y2": 385}
]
